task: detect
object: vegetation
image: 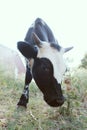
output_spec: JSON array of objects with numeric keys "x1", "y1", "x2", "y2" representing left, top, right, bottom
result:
[
  {"x1": 79, "y1": 53, "x2": 87, "y2": 69},
  {"x1": 0, "y1": 64, "x2": 87, "y2": 130}
]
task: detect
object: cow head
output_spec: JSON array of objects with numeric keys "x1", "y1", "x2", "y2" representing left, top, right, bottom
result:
[{"x1": 17, "y1": 33, "x2": 73, "y2": 107}]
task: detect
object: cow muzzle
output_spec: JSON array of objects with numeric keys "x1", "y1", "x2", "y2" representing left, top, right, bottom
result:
[
  {"x1": 34, "y1": 77, "x2": 65, "y2": 107},
  {"x1": 43, "y1": 83, "x2": 65, "y2": 107},
  {"x1": 44, "y1": 95, "x2": 65, "y2": 107}
]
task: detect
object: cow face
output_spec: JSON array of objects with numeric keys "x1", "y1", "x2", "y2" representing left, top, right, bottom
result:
[
  {"x1": 36, "y1": 41, "x2": 66, "y2": 84},
  {"x1": 17, "y1": 33, "x2": 73, "y2": 107}
]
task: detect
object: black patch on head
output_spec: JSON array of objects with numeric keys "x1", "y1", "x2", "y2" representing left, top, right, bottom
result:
[
  {"x1": 33, "y1": 57, "x2": 54, "y2": 79},
  {"x1": 32, "y1": 57, "x2": 64, "y2": 107}
]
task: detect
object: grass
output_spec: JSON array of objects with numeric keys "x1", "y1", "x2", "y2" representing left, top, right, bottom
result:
[{"x1": 0, "y1": 67, "x2": 87, "y2": 130}]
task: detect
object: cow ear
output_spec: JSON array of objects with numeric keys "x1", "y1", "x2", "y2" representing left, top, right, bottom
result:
[
  {"x1": 17, "y1": 41, "x2": 38, "y2": 59},
  {"x1": 64, "y1": 46, "x2": 73, "y2": 53},
  {"x1": 32, "y1": 32, "x2": 42, "y2": 48},
  {"x1": 61, "y1": 46, "x2": 73, "y2": 53}
]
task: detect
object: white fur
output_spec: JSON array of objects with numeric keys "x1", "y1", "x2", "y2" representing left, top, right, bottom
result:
[
  {"x1": 23, "y1": 85, "x2": 29, "y2": 99},
  {"x1": 37, "y1": 42, "x2": 66, "y2": 84}
]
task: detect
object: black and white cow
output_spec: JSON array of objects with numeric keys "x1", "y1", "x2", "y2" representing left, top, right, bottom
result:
[{"x1": 17, "y1": 18, "x2": 73, "y2": 107}]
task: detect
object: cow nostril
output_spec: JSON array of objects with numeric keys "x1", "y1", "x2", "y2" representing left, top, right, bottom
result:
[{"x1": 45, "y1": 97, "x2": 65, "y2": 107}]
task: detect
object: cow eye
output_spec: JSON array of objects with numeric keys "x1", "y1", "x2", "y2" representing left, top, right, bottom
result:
[
  {"x1": 41, "y1": 65, "x2": 50, "y2": 72},
  {"x1": 44, "y1": 68, "x2": 49, "y2": 72}
]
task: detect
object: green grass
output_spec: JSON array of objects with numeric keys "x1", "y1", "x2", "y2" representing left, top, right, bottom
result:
[{"x1": 0, "y1": 67, "x2": 87, "y2": 130}]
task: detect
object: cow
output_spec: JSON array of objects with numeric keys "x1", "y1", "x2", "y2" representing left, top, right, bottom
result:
[{"x1": 17, "y1": 18, "x2": 73, "y2": 107}]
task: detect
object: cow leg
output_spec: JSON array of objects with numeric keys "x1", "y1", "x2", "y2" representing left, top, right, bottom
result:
[{"x1": 17, "y1": 65, "x2": 32, "y2": 108}]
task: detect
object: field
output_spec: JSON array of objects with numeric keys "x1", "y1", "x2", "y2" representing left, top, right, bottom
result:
[{"x1": 0, "y1": 66, "x2": 87, "y2": 130}]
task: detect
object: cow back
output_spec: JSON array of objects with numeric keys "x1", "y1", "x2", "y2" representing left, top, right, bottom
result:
[{"x1": 24, "y1": 18, "x2": 56, "y2": 45}]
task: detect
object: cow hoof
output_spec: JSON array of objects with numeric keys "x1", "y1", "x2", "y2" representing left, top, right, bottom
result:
[
  {"x1": 17, "y1": 101, "x2": 27, "y2": 108},
  {"x1": 17, "y1": 105, "x2": 26, "y2": 109},
  {"x1": 17, "y1": 94, "x2": 28, "y2": 108}
]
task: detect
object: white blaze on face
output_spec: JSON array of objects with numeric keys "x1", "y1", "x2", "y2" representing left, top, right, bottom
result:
[{"x1": 37, "y1": 42, "x2": 66, "y2": 84}]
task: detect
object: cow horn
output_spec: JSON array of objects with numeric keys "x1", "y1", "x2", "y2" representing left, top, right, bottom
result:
[
  {"x1": 32, "y1": 32, "x2": 42, "y2": 48},
  {"x1": 64, "y1": 46, "x2": 73, "y2": 53}
]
